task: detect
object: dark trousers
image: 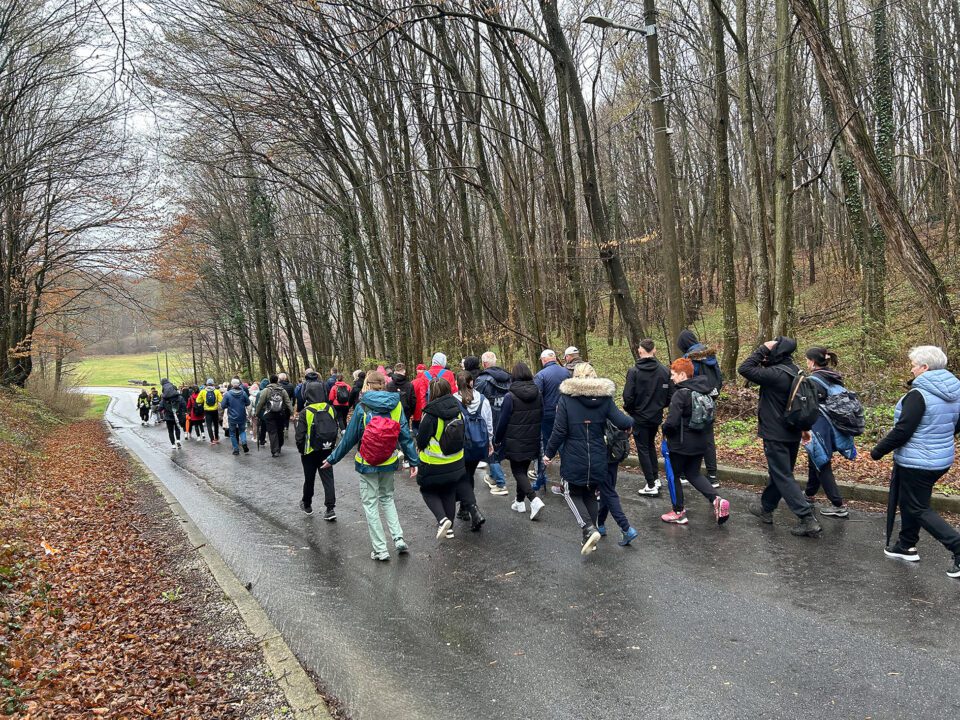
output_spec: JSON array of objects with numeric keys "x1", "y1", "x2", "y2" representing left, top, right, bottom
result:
[
  {"x1": 669, "y1": 453, "x2": 717, "y2": 513},
  {"x1": 704, "y1": 432, "x2": 717, "y2": 477},
  {"x1": 893, "y1": 465, "x2": 960, "y2": 554},
  {"x1": 334, "y1": 405, "x2": 349, "y2": 431},
  {"x1": 421, "y1": 484, "x2": 457, "y2": 523},
  {"x1": 564, "y1": 481, "x2": 599, "y2": 528},
  {"x1": 257, "y1": 416, "x2": 267, "y2": 446},
  {"x1": 457, "y1": 458, "x2": 481, "y2": 508},
  {"x1": 204, "y1": 410, "x2": 220, "y2": 440},
  {"x1": 190, "y1": 418, "x2": 205, "y2": 437},
  {"x1": 598, "y1": 463, "x2": 631, "y2": 532},
  {"x1": 265, "y1": 412, "x2": 286, "y2": 454},
  {"x1": 138, "y1": 406, "x2": 149, "y2": 422},
  {"x1": 165, "y1": 419, "x2": 181, "y2": 445},
  {"x1": 510, "y1": 459, "x2": 536, "y2": 502},
  {"x1": 760, "y1": 440, "x2": 812, "y2": 517},
  {"x1": 536, "y1": 416, "x2": 556, "y2": 485},
  {"x1": 806, "y1": 460, "x2": 844, "y2": 507},
  {"x1": 632, "y1": 424, "x2": 660, "y2": 486},
  {"x1": 301, "y1": 452, "x2": 335, "y2": 509}
]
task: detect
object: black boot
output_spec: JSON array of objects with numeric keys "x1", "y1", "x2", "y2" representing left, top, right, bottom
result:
[
  {"x1": 469, "y1": 504, "x2": 485, "y2": 531},
  {"x1": 456, "y1": 503, "x2": 472, "y2": 522},
  {"x1": 790, "y1": 513, "x2": 823, "y2": 537}
]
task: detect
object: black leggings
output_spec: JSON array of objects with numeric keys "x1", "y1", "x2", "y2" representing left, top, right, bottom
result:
[
  {"x1": 670, "y1": 453, "x2": 717, "y2": 512},
  {"x1": 509, "y1": 459, "x2": 536, "y2": 502},
  {"x1": 165, "y1": 419, "x2": 181, "y2": 445},
  {"x1": 457, "y1": 458, "x2": 481, "y2": 508},
  {"x1": 806, "y1": 460, "x2": 844, "y2": 507},
  {"x1": 138, "y1": 405, "x2": 149, "y2": 422},
  {"x1": 191, "y1": 418, "x2": 205, "y2": 437},
  {"x1": 204, "y1": 410, "x2": 219, "y2": 440},
  {"x1": 421, "y1": 484, "x2": 457, "y2": 523},
  {"x1": 632, "y1": 424, "x2": 659, "y2": 486},
  {"x1": 564, "y1": 482, "x2": 599, "y2": 528}
]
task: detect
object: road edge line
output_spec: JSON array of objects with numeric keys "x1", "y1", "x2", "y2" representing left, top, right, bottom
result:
[{"x1": 118, "y1": 444, "x2": 333, "y2": 720}]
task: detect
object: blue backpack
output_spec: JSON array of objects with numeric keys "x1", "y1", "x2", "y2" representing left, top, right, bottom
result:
[{"x1": 459, "y1": 399, "x2": 489, "y2": 461}]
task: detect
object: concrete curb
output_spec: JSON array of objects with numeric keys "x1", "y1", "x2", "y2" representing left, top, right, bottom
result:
[
  {"x1": 621, "y1": 454, "x2": 960, "y2": 513},
  {"x1": 120, "y1": 447, "x2": 333, "y2": 720}
]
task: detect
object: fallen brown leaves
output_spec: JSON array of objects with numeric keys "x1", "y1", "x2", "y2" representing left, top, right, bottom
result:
[{"x1": 1, "y1": 398, "x2": 286, "y2": 718}]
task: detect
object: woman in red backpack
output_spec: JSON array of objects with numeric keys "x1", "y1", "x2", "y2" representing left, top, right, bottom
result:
[
  {"x1": 323, "y1": 371, "x2": 419, "y2": 561},
  {"x1": 186, "y1": 386, "x2": 206, "y2": 441},
  {"x1": 328, "y1": 373, "x2": 352, "y2": 430}
]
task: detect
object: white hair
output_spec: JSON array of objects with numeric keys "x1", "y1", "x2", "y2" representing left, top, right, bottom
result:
[
  {"x1": 481, "y1": 351, "x2": 497, "y2": 367},
  {"x1": 278, "y1": 372, "x2": 288, "y2": 381},
  {"x1": 909, "y1": 346, "x2": 948, "y2": 371}
]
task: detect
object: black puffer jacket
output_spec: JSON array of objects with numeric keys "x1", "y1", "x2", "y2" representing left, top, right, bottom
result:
[
  {"x1": 663, "y1": 375, "x2": 715, "y2": 456},
  {"x1": 494, "y1": 380, "x2": 542, "y2": 462},
  {"x1": 737, "y1": 337, "x2": 801, "y2": 443},
  {"x1": 387, "y1": 373, "x2": 416, "y2": 420},
  {"x1": 623, "y1": 357, "x2": 672, "y2": 426},
  {"x1": 544, "y1": 377, "x2": 633, "y2": 485},
  {"x1": 416, "y1": 394, "x2": 466, "y2": 487}
]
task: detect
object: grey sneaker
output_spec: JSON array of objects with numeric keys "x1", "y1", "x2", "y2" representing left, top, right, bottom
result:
[
  {"x1": 748, "y1": 502, "x2": 773, "y2": 524},
  {"x1": 394, "y1": 538, "x2": 409, "y2": 554},
  {"x1": 370, "y1": 550, "x2": 390, "y2": 561},
  {"x1": 820, "y1": 505, "x2": 849, "y2": 518},
  {"x1": 323, "y1": 508, "x2": 336, "y2": 521},
  {"x1": 947, "y1": 556, "x2": 960, "y2": 578}
]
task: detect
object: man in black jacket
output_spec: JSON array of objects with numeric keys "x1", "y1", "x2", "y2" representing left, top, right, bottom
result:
[
  {"x1": 623, "y1": 339, "x2": 671, "y2": 496},
  {"x1": 738, "y1": 337, "x2": 822, "y2": 537}
]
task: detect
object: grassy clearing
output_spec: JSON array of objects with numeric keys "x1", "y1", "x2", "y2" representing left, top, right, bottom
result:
[
  {"x1": 84, "y1": 394, "x2": 110, "y2": 419},
  {"x1": 72, "y1": 351, "x2": 191, "y2": 387}
]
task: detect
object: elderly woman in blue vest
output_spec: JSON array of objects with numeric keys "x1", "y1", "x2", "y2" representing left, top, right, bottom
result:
[
  {"x1": 871, "y1": 346, "x2": 960, "y2": 578},
  {"x1": 416, "y1": 377, "x2": 469, "y2": 542},
  {"x1": 543, "y1": 362, "x2": 634, "y2": 555},
  {"x1": 323, "y1": 370, "x2": 419, "y2": 561}
]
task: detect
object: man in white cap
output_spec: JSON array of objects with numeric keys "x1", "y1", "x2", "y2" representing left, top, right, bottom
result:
[
  {"x1": 564, "y1": 346, "x2": 584, "y2": 372},
  {"x1": 533, "y1": 349, "x2": 572, "y2": 492},
  {"x1": 413, "y1": 352, "x2": 459, "y2": 422}
]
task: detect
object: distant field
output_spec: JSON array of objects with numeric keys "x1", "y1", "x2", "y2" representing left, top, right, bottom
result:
[{"x1": 74, "y1": 352, "x2": 192, "y2": 387}]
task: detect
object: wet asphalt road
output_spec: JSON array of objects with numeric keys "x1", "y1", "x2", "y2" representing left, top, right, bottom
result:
[{"x1": 95, "y1": 388, "x2": 960, "y2": 719}]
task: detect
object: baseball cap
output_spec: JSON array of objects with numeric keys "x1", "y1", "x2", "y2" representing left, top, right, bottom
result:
[{"x1": 564, "y1": 346, "x2": 579, "y2": 356}]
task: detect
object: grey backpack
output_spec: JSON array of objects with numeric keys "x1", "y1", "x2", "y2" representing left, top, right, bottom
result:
[{"x1": 688, "y1": 390, "x2": 716, "y2": 431}]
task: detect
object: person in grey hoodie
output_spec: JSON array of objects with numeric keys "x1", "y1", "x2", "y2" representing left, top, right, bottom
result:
[
  {"x1": 220, "y1": 378, "x2": 250, "y2": 455},
  {"x1": 871, "y1": 346, "x2": 960, "y2": 578},
  {"x1": 255, "y1": 375, "x2": 294, "y2": 457}
]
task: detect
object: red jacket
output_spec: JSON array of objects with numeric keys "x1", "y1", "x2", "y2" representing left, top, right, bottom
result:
[
  {"x1": 329, "y1": 381, "x2": 352, "y2": 407},
  {"x1": 412, "y1": 366, "x2": 458, "y2": 421}
]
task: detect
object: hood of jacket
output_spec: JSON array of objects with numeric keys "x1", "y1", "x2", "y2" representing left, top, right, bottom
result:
[
  {"x1": 359, "y1": 390, "x2": 400, "y2": 414},
  {"x1": 678, "y1": 330, "x2": 700, "y2": 354},
  {"x1": 423, "y1": 393, "x2": 462, "y2": 420},
  {"x1": 510, "y1": 379, "x2": 539, "y2": 403},
  {"x1": 259, "y1": 377, "x2": 269, "y2": 389},
  {"x1": 559, "y1": 377, "x2": 615, "y2": 409},
  {"x1": 304, "y1": 371, "x2": 320, "y2": 383},
  {"x1": 913, "y1": 368, "x2": 960, "y2": 402},
  {"x1": 303, "y1": 381, "x2": 326, "y2": 404},
  {"x1": 633, "y1": 356, "x2": 665, "y2": 374},
  {"x1": 455, "y1": 391, "x2": 484, "y2": 413},
  {"x1": 676, "y1": 375, "x2": 715, "y2": 394},
  {"x1": 226, "y1": 387, "x2": 246, "y2": 400},
  {"x1": 811, "y1": 368, "x2": 844, "y2": 385},
  {"x1": 687, "y1": 344, "x2": 719, "y2": 366},
  {"x1": 463, "y1": 356, "x2": 480, "y2": 374},
  {"x1": 479, "y1": 366, "x2": 511, "y2": 385},
  {"x1": 391, "y1": 373, "x2": 411, "y2": 388},
  {"x1": 766, "y1": 336, "x2": 797, "y2": 366}
]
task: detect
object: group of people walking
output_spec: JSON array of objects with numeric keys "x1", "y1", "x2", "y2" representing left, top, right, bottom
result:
[{"x1": 135, "y1": 335, "x2": 960, "y2": 579}]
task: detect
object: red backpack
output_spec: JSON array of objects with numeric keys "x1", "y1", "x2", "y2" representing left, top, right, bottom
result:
[{"x1": 359, "y1": 407, "x2": 401, "y2": 465}]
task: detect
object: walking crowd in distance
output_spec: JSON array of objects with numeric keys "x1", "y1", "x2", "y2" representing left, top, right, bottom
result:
[{"x1": 134, "y1": 336, "x2": 960, "y2": 579}]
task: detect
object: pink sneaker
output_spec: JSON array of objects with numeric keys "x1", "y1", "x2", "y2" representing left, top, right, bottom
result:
[
  {"x1": 714, "y1": 497, "x2": 731, "y2": 525},
  {"x1": 661, "y1": 509, "x2": 688, "y2": 525}
]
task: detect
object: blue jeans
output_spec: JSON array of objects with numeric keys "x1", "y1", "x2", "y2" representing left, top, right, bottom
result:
[
  {"x1": 229, "y1": 421, "x2": 247, "y2": 450},
  {"x1": 535, "y1": 416, "x2": 556, "y2": 486},
  {"x1": 489, "y1": 461, "x2": 506, "y2": 487},
  {"x1": 598, "y1": 463, "x2": 631, "y2": 532}
]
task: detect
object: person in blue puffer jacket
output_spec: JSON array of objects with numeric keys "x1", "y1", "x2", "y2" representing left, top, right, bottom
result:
[{"x1": 871, "y1": 346, "x2": 960, "y2": 578}]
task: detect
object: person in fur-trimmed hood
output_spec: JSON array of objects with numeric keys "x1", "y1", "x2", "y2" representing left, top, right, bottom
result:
[{"x1": 544, "y1": 363, "x2": 633, "y2": 555}]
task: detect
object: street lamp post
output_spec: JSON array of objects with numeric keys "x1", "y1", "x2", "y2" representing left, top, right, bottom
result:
[{"x1": 584, "y1": 7, "x2": 686, "y2": 359}]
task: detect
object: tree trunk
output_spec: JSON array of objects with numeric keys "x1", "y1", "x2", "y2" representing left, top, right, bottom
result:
[{"x1": 773, "y1": 0, "x2": 795, "y2": 337}]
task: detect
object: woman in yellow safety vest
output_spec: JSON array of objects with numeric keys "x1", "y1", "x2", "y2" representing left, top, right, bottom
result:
[{"x1": 416, "y1": 377, "x2": 467, "y2": 541}]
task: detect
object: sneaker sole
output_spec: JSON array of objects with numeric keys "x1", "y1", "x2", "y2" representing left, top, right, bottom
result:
[
  {"x1": 436, "y1": 519, "x2": 453, "y2": 540},
  {"x1": 324, "y1": 515, "x2": 336, "y2": 521},
  {"x1": 715, "y1": 499, "x2": 730, "y2": 525},
  {"x1": 821, "y1": 511, "x2": 849, "y2": 519},
  {"x1": 581, "y1": 532, "x2": 602, "y2": 555},
  {"x1": 662, "y1": 517, "x2": 689, "y2": 525},
  {"x1": 884, "y1": 549, "x2": 920, "y2": 562},
  {"x1": 530, "y1": 504, "x2": 544, "y2": 520},
  {"x1": 947, "y1": 568, "x2": 960, "y2": 578},
  {"x1": 638, "y1": 490, "x2": 660, "y2": 497}
]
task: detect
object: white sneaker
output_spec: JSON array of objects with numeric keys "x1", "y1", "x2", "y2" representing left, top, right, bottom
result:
[
  {"x1": 638, "y1": 484, "x2": 659, "y2": 496},
  {"x1": 527, "y1": 468, "x2": 538, "y2": 480},
  {"x1": 530, "y1": 496, "x2": 545, "y2": 520},
  {"x1": 680, "y1": 477, "x2": 690, "y2": 485},
  {"x1": 490, "y1": 485, "x2": 509, "y2": 496},
  {"x1": 477, "y1": 461, "x2": 488, "y2": 469},
  {"x1": 511, "y1": 500, "x2": 526, "y2": 513},
  {"x1": 436, "y1": 517, "x2": 453, "y2": 540},
  {"x1": 402, "y1": 461, "x2": 410, "y2": 469}
]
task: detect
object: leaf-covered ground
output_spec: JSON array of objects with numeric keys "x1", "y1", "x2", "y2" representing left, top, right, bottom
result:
[{"x1": 0, "y1": 389, "x2": 291, "y2": 717}]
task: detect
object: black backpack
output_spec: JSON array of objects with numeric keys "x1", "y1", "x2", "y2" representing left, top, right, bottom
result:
[
  {"x1": 437, "y1": 414, "x2": 465, "y2": 455},
  {"x1": 781, "y1": 368, "x2": 821, "y2": 432},
  {"x1": 604, "y1": 420, "x2": 630, "y2": 463},
  {"x1": 162, "y1": 383, "x2": 180, "y2": 401},
  {"x1": 305, "y1": 403, "x2": 339, "y2": 454},
  {"x1": 335, "y1": 384, "x2": 350, "y2": 405}
]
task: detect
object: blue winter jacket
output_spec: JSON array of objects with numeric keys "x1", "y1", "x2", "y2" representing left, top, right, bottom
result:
[
  {"x1": 220, "y1": 387, "x2": 250, "y2": 426},
  {"x1": 535, "y1": 361, "x2": 571, "y2": 420},
  {"x1": 327, "y1": 390, "x2": 419, "y2": 473},
  {"x1": 544, "y1": 377, "x2": 633, "y2": 485},
  {"x1": 804, "y1": 372, "x2": 857, "y2": 470},
  {"x1": 893, "y1": 369, "x2": 960, "y2": 470}
]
